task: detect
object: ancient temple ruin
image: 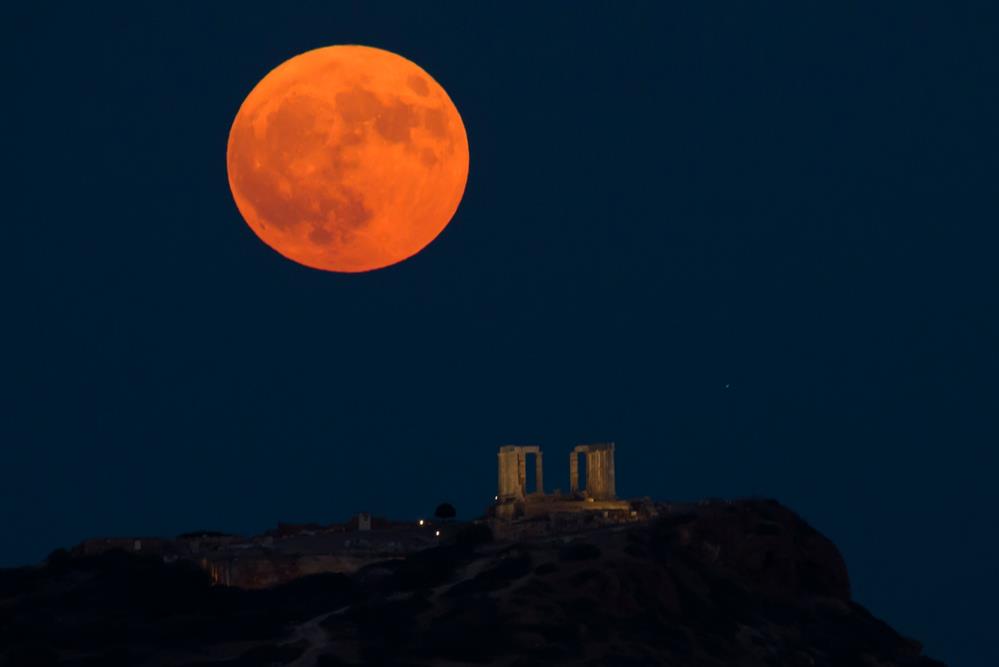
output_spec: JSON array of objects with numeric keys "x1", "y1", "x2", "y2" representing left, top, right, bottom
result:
[{"x1": 494, "y1": 442, "x2": 632, "y2": 520}]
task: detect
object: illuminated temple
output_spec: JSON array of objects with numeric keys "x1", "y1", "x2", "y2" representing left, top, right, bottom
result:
[{"x1": 493, "y1": 442, "x2": 634, "y2": 520}]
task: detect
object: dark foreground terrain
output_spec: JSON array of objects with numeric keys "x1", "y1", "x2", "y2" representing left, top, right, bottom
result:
[{"x1": 0, "y1": 500, "x2": 943, "y2": 666}]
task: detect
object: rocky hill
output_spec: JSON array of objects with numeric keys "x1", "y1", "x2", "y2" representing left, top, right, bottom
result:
[{"x1": 0, "y1": 500, "x2": 943, "y2": 666}]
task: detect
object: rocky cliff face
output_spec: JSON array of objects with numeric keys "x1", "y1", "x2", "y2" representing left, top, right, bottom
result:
[{"x1": 0, "y1": 500, "x2": 942, "y2": 666}]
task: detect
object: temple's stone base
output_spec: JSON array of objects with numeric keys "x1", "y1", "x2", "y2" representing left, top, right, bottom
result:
[{"x1": 494, "y1": 495, "x2": 633, "y2": 520}]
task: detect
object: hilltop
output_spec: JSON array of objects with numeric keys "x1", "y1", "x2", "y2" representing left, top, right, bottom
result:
[{"x1": 0, "y1": 499, "x2": 943, "y2": 666}]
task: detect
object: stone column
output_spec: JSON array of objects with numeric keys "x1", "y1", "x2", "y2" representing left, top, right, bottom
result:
[
  {"x1": 517, "y1": 452, "x2": 527, "y2": 498},
  {"x1": 498, "y1": 448, "x2": 521, "y2": 500},
  {"x1": 535, "y1": 452, "x2": 544, "y2": 495},
  {"x1": 496, "y1": 449, "x2": 506, "y2": 497},
  {"x1": 606, "y1": 445, "x2": 616, "y2": 499},
  {"x1": 593, "y1": 447, "x2": 619, "y2": 499},
  {"x1": 497, "y1": 449, "x2": 507, "y2": 497},
  {"x1": 580, "y1": 444, "x2": 616, "y2": 500},
  {"x1": 569, "y1": 450, "x2": 579, "y2": 493},
  {"x1": 585, "y1": 450, "x2": 601, "y2": 498}
]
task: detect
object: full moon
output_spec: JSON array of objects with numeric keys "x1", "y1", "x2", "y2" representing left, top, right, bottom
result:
[{"x1": 226, "y1": 45, "x2": 469, "y2": 272}]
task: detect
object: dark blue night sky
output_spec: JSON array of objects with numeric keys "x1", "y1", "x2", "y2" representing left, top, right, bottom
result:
[{"x1": 4, "y1": 3, "x2": 997, "y2": 665}]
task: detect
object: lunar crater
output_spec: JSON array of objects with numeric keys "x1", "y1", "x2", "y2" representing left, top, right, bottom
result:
[{"x1": 407, "y1": 74, "x2": 430, "y2": 96}]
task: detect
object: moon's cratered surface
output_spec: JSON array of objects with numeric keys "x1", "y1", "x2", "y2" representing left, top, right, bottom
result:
[{"x1": 226, "y1": 45, "x2": 469, "y2": 272}]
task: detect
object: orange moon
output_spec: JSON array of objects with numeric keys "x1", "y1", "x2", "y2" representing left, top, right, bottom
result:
[{"x1": 226, "y1": 45, "x2": 469, "y2": 272}]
